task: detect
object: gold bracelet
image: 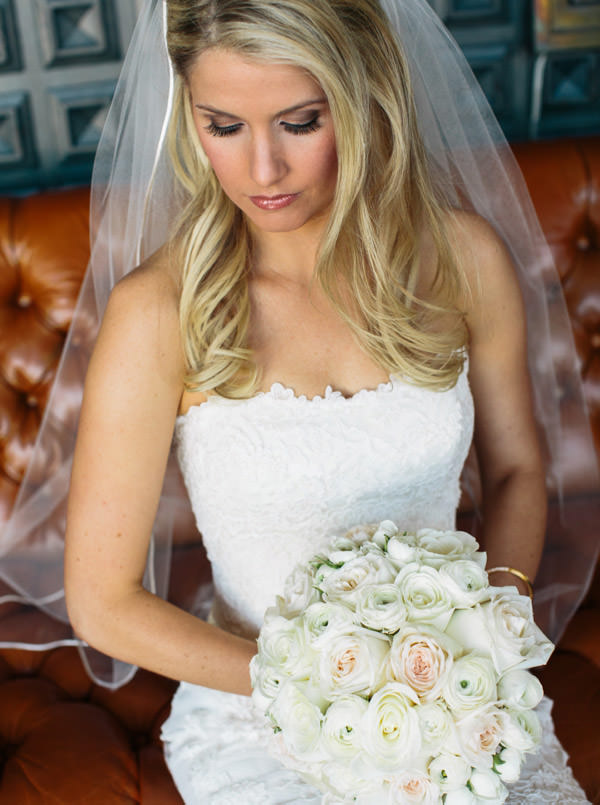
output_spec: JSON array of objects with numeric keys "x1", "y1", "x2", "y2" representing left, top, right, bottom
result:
[{"x1": 487, "y1": 566, "x2": 534, "y2": 600}]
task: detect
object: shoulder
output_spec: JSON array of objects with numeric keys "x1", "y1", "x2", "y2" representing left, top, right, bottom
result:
[
  {"x1": 93, "y1": 245, "x2": 183, "y2": 386},
  {"x1": 443, "y1": 209, "x2": 519, "y2": 291},
  {"x1": 442, "y1": 209, "x2": 523, "y2": 327}
]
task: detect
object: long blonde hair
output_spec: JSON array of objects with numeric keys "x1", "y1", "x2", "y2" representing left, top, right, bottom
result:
[{"x1": 166, "y1": 0, "x2": 468, "y2": 397}]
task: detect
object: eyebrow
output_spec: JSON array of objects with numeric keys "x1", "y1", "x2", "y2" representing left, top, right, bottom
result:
[{"x1": 194, "y1": 97, "x2": 328, "y2": 118}]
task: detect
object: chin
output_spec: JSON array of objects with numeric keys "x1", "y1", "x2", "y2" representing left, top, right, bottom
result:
[{"x1": 243, "y1": 203, "x2": 331, "y2": 236}]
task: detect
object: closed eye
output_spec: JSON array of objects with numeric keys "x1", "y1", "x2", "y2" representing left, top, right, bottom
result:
[
  {"x1": 281, "y1": 116, "x2": 321, "y2": 135},
  {"x1": 205, "y1": 121, "x2": 243, "y2": 138}
]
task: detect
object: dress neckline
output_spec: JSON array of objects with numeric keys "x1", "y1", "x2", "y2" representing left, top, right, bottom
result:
[{"x1": 177, "y1": 376, "x2": 397, "y2": 421}]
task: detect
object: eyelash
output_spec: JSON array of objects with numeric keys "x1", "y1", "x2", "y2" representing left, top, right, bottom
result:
[{"x1": 205, "y1": 116, "x2": 322, "y2": 138}]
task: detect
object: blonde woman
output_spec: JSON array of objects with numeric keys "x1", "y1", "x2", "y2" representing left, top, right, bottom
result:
[{"x1": 55, "y1": 0, "x2": 593, "y2": 802}]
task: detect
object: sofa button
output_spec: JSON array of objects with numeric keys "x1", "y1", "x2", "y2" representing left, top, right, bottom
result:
[
  {"x1": 592, "y1": 333, "x2": 600, "y2": 349},
  {"x1": 26, "y1": 395, "x2": 38, "y2": 408},
  {"x1": 576, "y1": 236, "x2": 590, "y2": 252},
  {"x1": 17, "y1": 294, "x2": 32, "y2": 308}
]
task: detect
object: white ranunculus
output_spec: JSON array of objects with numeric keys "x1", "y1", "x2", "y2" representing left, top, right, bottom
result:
[
  {"x1": 355, "y1": 583, "x2": 408, "y2": 634},
  {"x1": 303, "y1": 601, "x2": 357, "y2": 648},
  {"x1": 499, "y1": 707, "x2": 542, "y2": 753},
  {"x1": 443, "y1": 654, "x2": 497, "y2": 714},
  {"x1": 320, "y1": 553, "x2": 396, "y2": 607},
  {"x1": 268, "y1": 682, "x2": 323, "y2": 758},
  {"x1": 388, "y1": 769, "x2": 440, "y2": 804},
  {"x1": 276, "y1": 565, "x2": 319, "y2": 617},
  {"x1": 386, "y1": 535, "x2": 420, "y2": 568},
  {"x1": 438, "y1": 559, "x2": 490, "y2": 607},
  {"x1": 326, "y1": 535, "x2": 362, "y2": 566},
  {"x1": 497, "y1": 669, "x2": 544, "y2": 710},
  {"x1": 456, "y1": 706, "x2": 505, "y2": 769},
  {"x1": 415, "y1": 528, "x2": 480, "y2": 569},
  {"x1": 395, "y1": 563, "x2": 454, "y2": 630},
  {"x1": 318, "y1": 628, "x2": 390, "y2": 699},
  {"x1": 321, "y1": 762, "x2": 380, "y2": 799},
  {"x1": 494, "y1": 746, "x2": 524, "y2": 784},
  {"x1": 361, "y1": 682, "x2": 421, "y2": 769},
  {"x1": 344, "y1": 523, "x2": 379, "y2": 546},
  {"x1": 388, "y1": 624, "x2": 456, "y2": 702},
  {"x1": 468, "y1": 768, "x2": 508, "y2": 802},
  {"x1": 445, "y1": 592, "x2": 554, "y2": 675},
  {"x1": 372, "y1": 519, "x2": 400, "y2": 548},
  {"x1": 417, "y1": 701, "x2": 456, "y2": 754},
  {"x1": 313, "y1": 562, "x2": 337, "y2": 589},
  {"x1": 444, "y1": 787, "x2": 477, "y2": 805},
  {"x1": 428, "y1": 753, "x2": 471, "y2": 792},
  {"x1": 321, "y1": 694, "x2": 369, "y2": 760},
  {"x1": 257, "y1": 612, "x2": 314, "y2": 679},
  {"x1": 250, "y1": 654, "x2": 287, "y2": 712}
]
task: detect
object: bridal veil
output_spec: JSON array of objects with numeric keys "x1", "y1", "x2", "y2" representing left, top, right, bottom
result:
[{"x1": 0, "y1": 0, "x2": 598, "y2": 687}]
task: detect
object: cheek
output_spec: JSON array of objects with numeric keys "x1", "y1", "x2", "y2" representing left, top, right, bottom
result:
[
  {"x1": 311, "y1": 135, "x2": 338, "y2": 185},
  {"x1": 196, "y1": 136, "x2": 242, "y2": 194}
]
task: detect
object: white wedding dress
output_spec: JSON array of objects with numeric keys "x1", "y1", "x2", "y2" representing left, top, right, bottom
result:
[{"x1": 160, "y1": 367, "x2": 590, "y2": 804}]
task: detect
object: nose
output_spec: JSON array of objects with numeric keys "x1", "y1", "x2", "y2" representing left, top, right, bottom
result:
[{"x1": 249, "y1": 132, "x2": 288, "y2": 189}]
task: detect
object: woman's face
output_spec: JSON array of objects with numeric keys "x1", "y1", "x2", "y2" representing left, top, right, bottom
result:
[{"x1": 187, "y1": 48, "x2": 338, "y2": 237}]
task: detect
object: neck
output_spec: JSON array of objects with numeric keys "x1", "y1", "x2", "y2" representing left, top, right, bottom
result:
[{"x1": 248, "y1": 218, "x2": 328, "y2": 288}]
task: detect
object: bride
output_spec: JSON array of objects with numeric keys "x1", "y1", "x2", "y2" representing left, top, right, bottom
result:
[{"x1": 57, "y1": 0, "x2": 592, "y2": 802}]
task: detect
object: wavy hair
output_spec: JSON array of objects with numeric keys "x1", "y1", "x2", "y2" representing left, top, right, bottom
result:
[{"x1": 166, "y1": 0, "x2": 468, "y2": 397}]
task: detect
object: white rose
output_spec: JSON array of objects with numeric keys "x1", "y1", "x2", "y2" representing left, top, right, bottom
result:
[
  {"x1": 415, "y1": 528, "x2": 480, "y2": 569},
  {"x1": 438, "y1": 560, "x2": 490, "y2": 608},
  {"x1": 497, "y1": 669, "x2": 543, "y2": 709},
  {"x1": 428, "y1": 753, "x2": 471, "y2": 792},
  {"x1": 388, "y1": 770, "x2": 440, "y2": 804},
  {"x1": 445, "y1": 593, "x2": 554, "y2": 675},
  {"x1": 386, "y1": 534, "x2": 420, "y2": 568},
  {"x1": 395, "y1": 563, "x2": 454, "y2": 630},
  {"x1": 468, "y1": 768, "x2": 508, "y2": 802},
  {"x1": 494, "y1": 746, "x2": 524, "y2": 784},
  {"x1": 443, "y1": 654, "x2": 497, "y2": 714},
  {"x1": 268, "y1": 682, "x2": 323, "y2": 758},
  {"x1": 257, "y1": 612, "x2": 314, "y2": 679},
  {"x1": 456, "y1": 706, "x2": 504, "y2": 769},
  {"x1": 444, "y1": 787, "x2": 477, "y2": 805},
  {"x1": 276, "y1": 565, "x2": 319, "y2": 617},
  {"x1": 303, "y1": 601, "x2": 357, "y2": 648},
  {"x1": 418, "y1": 701, "x2": 457, "y2": 754},
  {"x1": 321, "y1": 694, "x2": 369, "y2": 760},
  {"x1": 318, "y1": 628, "x2": 390, "y2": 699},
  {"x1": 320, "y1": 553, "x2": 396, "y2": 607},
  {"x1": 388, "y1": 624, "x2": 456, "y2": 702},
  {"x1": 355, "y1": 583, "x2": 408, "y2": 633},
  {"x1": 499, "y1": 707, "x2": 542, "y2": 753},
  {"x1": 362, "y1": 682, "x2": 421, "y2": 769}
]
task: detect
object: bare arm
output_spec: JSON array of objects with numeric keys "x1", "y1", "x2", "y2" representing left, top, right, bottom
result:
[
  {"x1": 64, "y1": 261, "x2": 255, "y2": 694},
  {"x1": 457, "y1": 214, "x2": 547, "y2": 595}
]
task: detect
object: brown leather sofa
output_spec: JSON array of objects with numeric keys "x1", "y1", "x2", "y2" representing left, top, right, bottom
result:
[{"x1": 0, "y1": 137, "x2": 599, "y2": 803}]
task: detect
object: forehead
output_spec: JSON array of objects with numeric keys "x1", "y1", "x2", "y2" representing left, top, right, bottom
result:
[{"x1": 187, "y1": 48, "x2": 325, "y2": 111}]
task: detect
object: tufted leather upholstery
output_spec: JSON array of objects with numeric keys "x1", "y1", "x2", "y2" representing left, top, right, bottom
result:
[{"x1": 0, "y1": 138, "x2": 599, "y2": 803}]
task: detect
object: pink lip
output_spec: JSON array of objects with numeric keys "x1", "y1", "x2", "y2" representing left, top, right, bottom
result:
[{"x1": 249, "y1": 193, "x2": 299, "y2": 210}]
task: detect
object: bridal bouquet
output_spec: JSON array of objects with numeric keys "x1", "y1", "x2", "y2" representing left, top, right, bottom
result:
[{"x1": 250, "y1": 521, "x2": 554, "y2": 804}]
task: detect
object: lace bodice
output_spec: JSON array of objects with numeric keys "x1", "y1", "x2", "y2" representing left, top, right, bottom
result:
[{"x1": 175, "y1": 368, "x2": 474, "y2": 637}]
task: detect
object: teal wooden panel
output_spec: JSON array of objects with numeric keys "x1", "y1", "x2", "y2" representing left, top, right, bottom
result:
[{"x1": 0, "y1": 0, "x2": 21, "y2": 73}]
